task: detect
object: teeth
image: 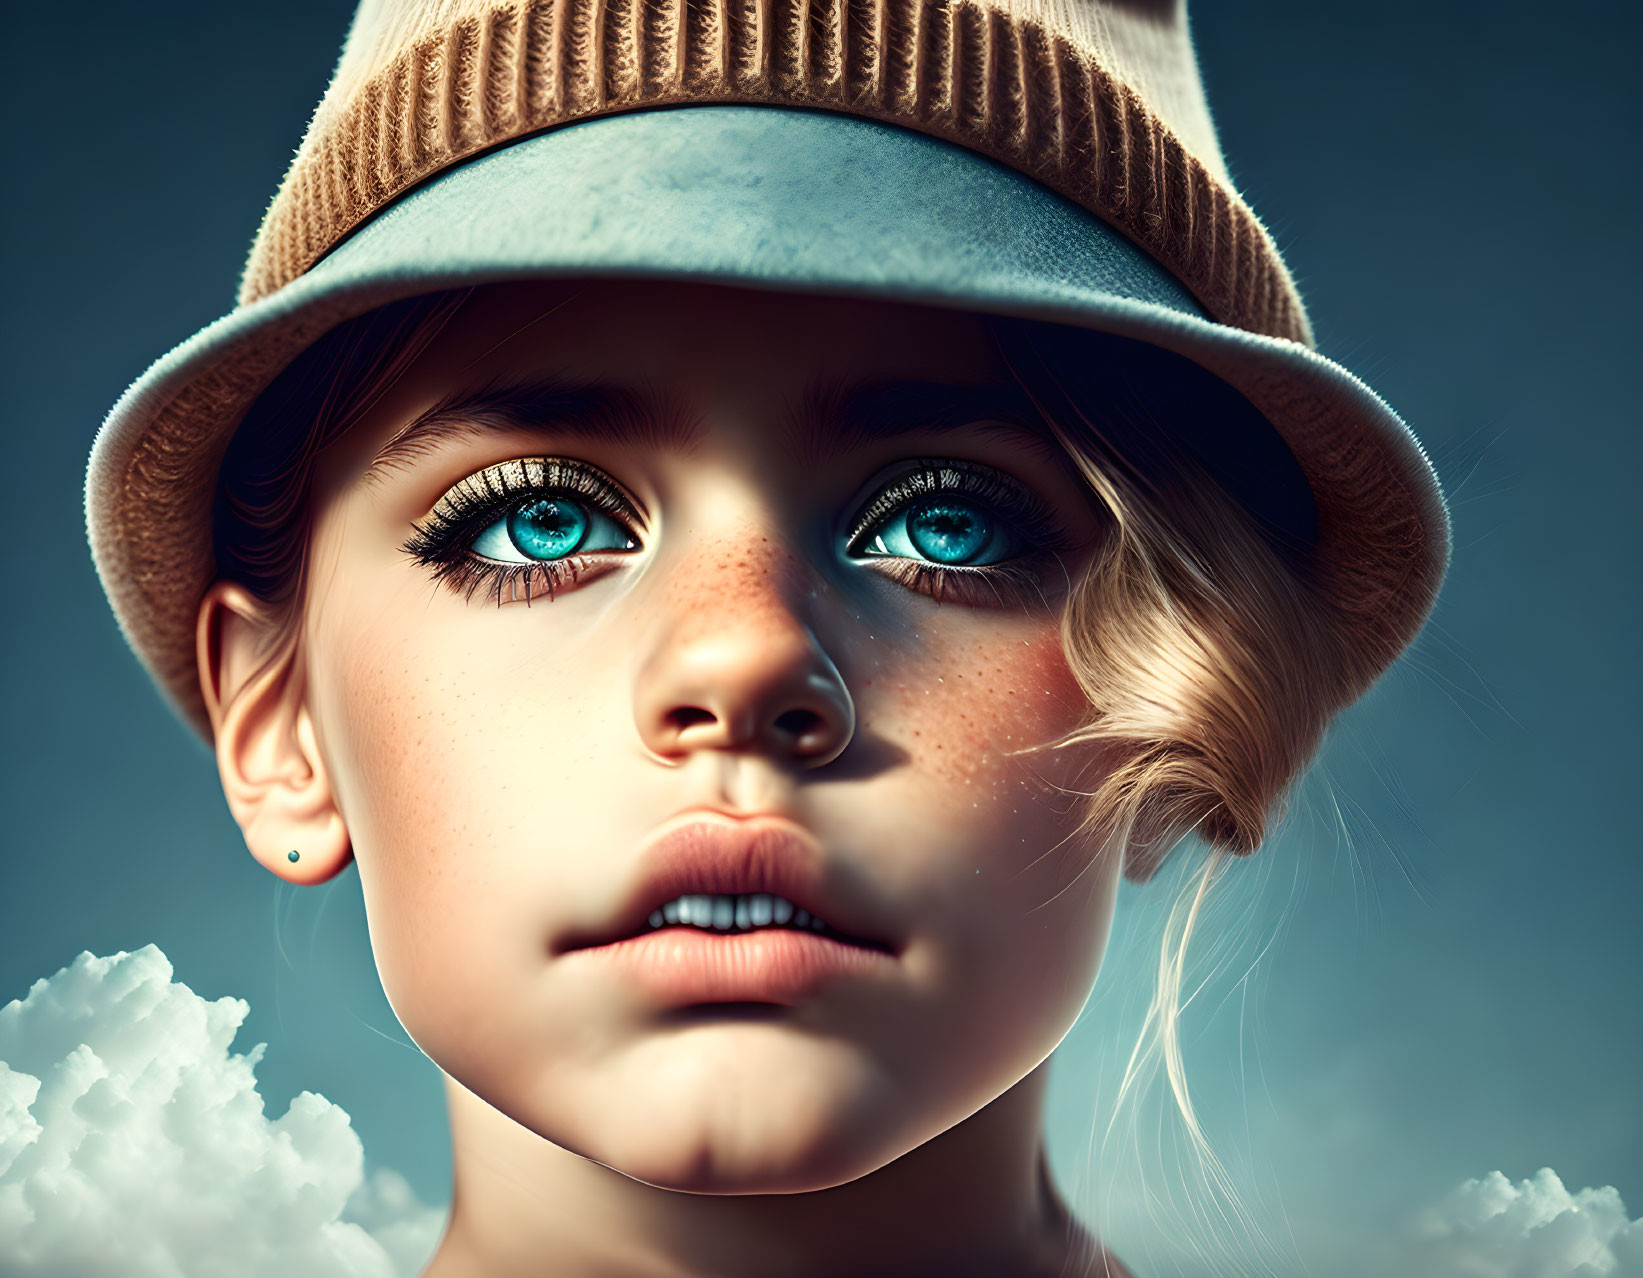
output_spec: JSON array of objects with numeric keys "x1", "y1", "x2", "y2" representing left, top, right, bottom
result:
[{"x1": 645, "y1": 893, "x2": 831, "y2": 935}]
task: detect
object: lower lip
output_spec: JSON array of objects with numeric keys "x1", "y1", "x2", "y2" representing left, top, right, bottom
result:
[{"x1": 565, "y1": 927, "x2": 893, "y2": 1006}]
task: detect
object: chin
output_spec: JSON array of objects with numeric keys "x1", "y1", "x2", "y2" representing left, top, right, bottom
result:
[
  {"x1": 596, "y1": 1123, "x2": 900, "y2": 1197},
  {"x1": 548, "y1": 1046, "x2": 914, "y2": 1196}
]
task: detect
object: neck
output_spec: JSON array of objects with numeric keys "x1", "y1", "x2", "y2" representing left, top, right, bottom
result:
[{"x1": 423, "y1": 1061, "x2": 1109, "y2": 1278}]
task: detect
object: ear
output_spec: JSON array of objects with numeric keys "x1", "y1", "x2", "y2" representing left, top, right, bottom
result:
[{"x1": 196, "y1": 581, "x2": 353, "y2": 885}]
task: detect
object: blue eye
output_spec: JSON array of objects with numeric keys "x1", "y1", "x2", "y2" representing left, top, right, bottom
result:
[
  {"x1": 471, "y1": 497, "x2": 635, "y2": 563},
  {"x1": 841, "y1": 460, "x2": 1076, "y2": 608},
  {"x1": 857, "y1": 496, "x2": 1022, "y2": 566},
  {"x1": 405, "y1": 457, "x2": 646, "y2": 607}
]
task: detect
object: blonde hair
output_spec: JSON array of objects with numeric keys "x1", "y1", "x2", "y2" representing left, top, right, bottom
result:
[{"x1": 988, "y1": 317, "x2": 1358, "y2": 1271}]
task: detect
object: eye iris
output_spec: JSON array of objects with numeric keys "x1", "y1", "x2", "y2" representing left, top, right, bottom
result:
[
  {"x1": 907, "y1": 500, "x2": 990, "y2": 564},
  {"x1": 506, "y1": 499, "x2": 588, "y2": 560}
]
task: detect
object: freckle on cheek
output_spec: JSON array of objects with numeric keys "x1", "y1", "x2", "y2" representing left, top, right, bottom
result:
[
  {"x1": 884, "y1": 626, "x2": 1085, "y2": 791},
  {"x1": 326, "y1": 635, "x2": 456, "y2": 879}
]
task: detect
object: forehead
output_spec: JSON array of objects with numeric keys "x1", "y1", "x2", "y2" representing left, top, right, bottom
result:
[
  {"x1": 323, "y1": 278, "x2": 1065, "y2": 487},
  {"x1": 425, "y1": 277, "x2": 1005, "y2": 387}
]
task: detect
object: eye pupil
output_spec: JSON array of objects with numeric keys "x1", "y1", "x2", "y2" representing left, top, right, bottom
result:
[
  {"x1": 507, "y1": 498, "x2": 588, "y2": 561},
  {"x1": 907, "y1": 500, "x2": 989, "y2": 564}
]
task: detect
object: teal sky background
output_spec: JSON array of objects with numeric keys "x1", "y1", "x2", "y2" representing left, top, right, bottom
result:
[{"x1": 3, "y1": 2, "x2": 1638, "y2": 1274}]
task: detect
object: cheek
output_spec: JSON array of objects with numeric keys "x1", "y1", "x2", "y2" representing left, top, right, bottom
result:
[
  {"x1": 837, "y1": 622, "x2": 1117, "y2": 1119},
  {"x1": 873, "y1": 622, "x2": 1092, "y2": 815},
  {"x1": 303, "y1": 583, "x2": 626, "y2": 1053},
  {"x1": 863, "y1": 626, "x2": 1101, "y2": 952},
  {"x1": 310, "y1": 549, "x2": 622, "y2": 836},
  {"x1": 871, "y1": 623, "x2": 1113, "y2": 965}
]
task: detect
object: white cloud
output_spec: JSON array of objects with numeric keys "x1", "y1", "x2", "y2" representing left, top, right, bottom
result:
[
  {"x1": 0, "y1": 946, "x2": 446, "y2": 1277},
  {"x1": 1399, "y1": 1167, "x2": 1643, "y2": 1278}
]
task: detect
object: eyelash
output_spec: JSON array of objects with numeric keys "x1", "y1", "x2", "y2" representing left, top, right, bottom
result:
[
  {"x1": 402, "y1": 457, "x2": 643, "y2": 607},
  {"x1": 844, "y1": 458, "x2": 1076, "y2": 609},
  {"x1": 403, "y1": 456, "x2": 1074, "y2": 609}
]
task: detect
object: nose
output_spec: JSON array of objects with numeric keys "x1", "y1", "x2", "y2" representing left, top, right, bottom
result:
[{"x1": 633, "y1": 535, "x2": 855, "y2": 769}]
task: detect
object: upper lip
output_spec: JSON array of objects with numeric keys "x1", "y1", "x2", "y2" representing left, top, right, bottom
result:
[{"x1": 558, "y1": 812, "x2": 897, "y2": 954}]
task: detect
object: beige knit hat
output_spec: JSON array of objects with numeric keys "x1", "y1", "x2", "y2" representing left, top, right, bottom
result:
[{"x1": 86, "y1": 0, "x2": 1448, "y2": 737}]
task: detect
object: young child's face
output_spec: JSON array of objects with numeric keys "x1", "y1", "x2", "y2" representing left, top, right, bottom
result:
[{"x1": 299, "y1": 279, "x2": 1122, "y2": 1192}]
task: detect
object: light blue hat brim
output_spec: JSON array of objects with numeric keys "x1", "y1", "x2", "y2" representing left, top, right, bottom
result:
[{"x1": 87, "y1": 105, "x2": 1449, "y2": 737}]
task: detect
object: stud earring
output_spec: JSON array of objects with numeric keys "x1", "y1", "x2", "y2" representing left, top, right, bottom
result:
[{"x1": 288, "y1": 850, "x2": 301, "y2": 863}]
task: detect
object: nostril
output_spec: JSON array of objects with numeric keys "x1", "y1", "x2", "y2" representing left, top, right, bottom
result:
[
  {"x1": 668, "y1": 707, "x2": 716, "y2": 731},
  {"x1": 773, "y1": 708, "x2": 823, "y2": 741}
]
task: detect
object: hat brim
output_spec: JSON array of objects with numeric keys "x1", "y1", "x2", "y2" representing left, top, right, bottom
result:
[{"x1": 87, "y1": 104, "x2": 1448, "y2": 739}]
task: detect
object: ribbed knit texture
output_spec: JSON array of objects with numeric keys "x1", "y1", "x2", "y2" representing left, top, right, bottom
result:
[{"x1": 239, "y1": 0, "x2": 1312, "y2": 346}]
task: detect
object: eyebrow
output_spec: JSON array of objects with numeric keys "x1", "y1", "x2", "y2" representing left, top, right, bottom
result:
[
  {"x1": 362, "y1": 378, "x2": 700, "y2": 484},
  {"x1": 360, "y1": 373, "x2": 1064, "y2": 484},
  {"x1": 794, "y1": 379, "x2": 1064, "y2": 467}
]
